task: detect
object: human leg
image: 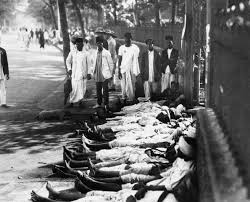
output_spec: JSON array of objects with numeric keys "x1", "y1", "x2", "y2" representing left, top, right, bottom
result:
[
  {"x1": 143, "y1": 81, "x2": 151, "y2": 100},
  {"x1": 0, "y1": 79, "x2": 6, "y2": 106},
  {"x1": 46, "y1": 182, "x2": 85, "y2": 201},
  {"x1": 96, "y1": 82, "x2": 103, "y2": 105},
  {"x1": 77, "y1": 171, "x2": 122, "y2": 191}
]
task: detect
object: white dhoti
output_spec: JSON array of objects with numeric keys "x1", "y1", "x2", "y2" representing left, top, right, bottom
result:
[
  {"x1": 69, "y1": 79, "x2": 87, "y2": 103},
  {"x1": 144, "y1": 81, "x2": 159, "y2": 100},
  {"x1": 161, "y1": 73, "x2": 175, "y2": 92},
  {"x1": 121, "y1": 71, "x2": 136, "y2": 101},
  {"x1": 0, "y1": 78, "x2": 6, "y2": 105}
]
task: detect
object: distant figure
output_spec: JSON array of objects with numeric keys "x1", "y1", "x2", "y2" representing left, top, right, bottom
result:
[
  {"x1": 38, "y1": 29, "x2": 45, "y2": 51},
  {"x1": 161, "y1": 35, "x2": 179, "y2": 92},
  {"x1": 35, "y1": 28, "x2": 39, "y2": 43},
  {"x1": 23, "y1": 28, "x2": 30, "y2": 50},
  {"x1": 30, "y1": 29, "x2": 34, "y2": 42},
  {"x1": 141, "y1": 39, "x2": 161, "y2": 100},
  {"x1": 0, "y1": 46, "x2": 9, "y2": 108},
  {"x1": 44, "y1": 29, "x2": 49, "y2": 44},
  {"x1": 118, "y1": 32, "x2": 140, "y2": 104}
]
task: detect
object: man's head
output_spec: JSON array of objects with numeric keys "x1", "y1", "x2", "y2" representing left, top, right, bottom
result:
[
  {"x1": 96, "y1": 36, "x2": 104, "y2": 51},
  {"x1": 145, "y1": 39, "x2": 154, "y2": 51},
  {"x1": 165, "y1": 35, "x2": 174, "y2": 49},
  {"x1": 124, "y1": 32, "x2": 132, "y2": 46},
  {"x1": 75, "y1": 37, "x2": 83, "y2": 51}
]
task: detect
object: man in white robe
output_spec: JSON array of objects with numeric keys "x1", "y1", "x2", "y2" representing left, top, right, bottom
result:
[
  {"x1": 66, "y1": 37, "x2": 89, "y2": 107},
  {"x1": 0, "y1": 46, "x2": 9, "y2": 108},
  {"x1": 118, "y1": 32, "x2": 140, "y2": 103}
]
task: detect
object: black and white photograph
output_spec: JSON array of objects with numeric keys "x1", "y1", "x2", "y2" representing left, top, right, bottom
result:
[{"x1": 0, "y1": 0, "x2": 248, "y2": 201}]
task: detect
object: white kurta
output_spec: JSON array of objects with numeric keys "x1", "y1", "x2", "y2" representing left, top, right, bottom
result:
[
  {"x1": 118, "y1": 44, "x2": 140, "y2": 101},
  {"x1": 0, "y1": 54, "x2": 6, "y2": 105},
  {"x1": 66, "y1": 49, "x2": 88, "y2": 103}
]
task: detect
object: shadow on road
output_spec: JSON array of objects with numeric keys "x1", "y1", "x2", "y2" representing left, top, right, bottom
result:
[{"x1": 0, "y1": 120, "x2": 74, "y2": 154}]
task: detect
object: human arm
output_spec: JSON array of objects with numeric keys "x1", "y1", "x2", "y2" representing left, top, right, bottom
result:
[
  {"x1": 106, "y1": 51, "x2": 114, "y2": 78},
  {"x1": 117, "y1": 46, "x2": 123, "y2": 79},
  {"x1": 66, "y1": 51, "x2": 72, "y2": 76}
]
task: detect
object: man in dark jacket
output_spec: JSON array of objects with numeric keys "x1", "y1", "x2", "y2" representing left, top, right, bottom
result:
[
  {"x1": 141, "y1": 39, "x2": 161, "y2": 100},
  {"x1": 161, "y1": 35, "x2": 179, "y2": 93},
  {"x1": 0, "y1": 46, "x2": 9, "y2": 107}
]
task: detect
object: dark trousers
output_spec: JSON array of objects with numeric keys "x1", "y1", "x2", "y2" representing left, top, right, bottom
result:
[{"x1": 96, "y1": 80, "x2": 109, "y2": 105}]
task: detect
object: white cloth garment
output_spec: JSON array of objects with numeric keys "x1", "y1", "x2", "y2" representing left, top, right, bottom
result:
[
  {"x1": 144, "y1": 81, "x2": 159, "y2": 100},
  {"x1": 88, "y1": 48, "x2": 113, "y2": 80},
  {"x1": 118, "y1": 44, "x2": 140, "y2": 101},
  {"x1": 66, "y1": 49, "x2": 89, "y2": 103},
  {"x1": 161, "y1": 48, "x2": 175, "y2": 92},
  {"x1": 161, "y1": 73, "x2": 175, "y2": 92},
  {"x1": 73, "y1": 190, "x2": 177, "y2": 202},
  {"x1": 121, "y1": 71, "x2": 136, "y2": 101},
  {"x1": 0, "y1": 54, "x2": 6, "y2": 105},
  {"x1": 148, "y1": 50, "x2": 154, "y2": 82}
]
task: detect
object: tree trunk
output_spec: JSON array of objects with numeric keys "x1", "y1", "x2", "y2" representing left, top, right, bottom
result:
[
  {"x1": 71, "y1": 0, "x2": 85, "y2": 37},
  {"x1": 57, "y1": 0, "x2": 70, "y2": 69},
  {"x1": 112, "y1": 0, "x2": 117, "y2": 25},
  {"x1": 49, "y1": 0, "x2": 58, "y2": 29},
  {"x1": 133, "y1": 0, "x2": 140, "y2": 26},
  {"x1": 154, "y1": 0, "x2": 160, "y2": 27},
  {"x1": 171, "y1": 0, "x2": 176, "y2": 25},
  {"x1": 97, "y1": 6, "x2": 104, "y2": 26}
]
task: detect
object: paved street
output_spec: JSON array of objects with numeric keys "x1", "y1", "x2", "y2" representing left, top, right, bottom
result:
[
  {"x1": 0, "y1": 32, "x2": 66, "y2": 120},
  {"x1": 0, "y1": 33, "x2": 73, "y2": 202}
]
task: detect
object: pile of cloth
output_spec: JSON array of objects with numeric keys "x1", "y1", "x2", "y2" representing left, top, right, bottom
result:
[{"x1": 30, "y1": 101, "x2": 198, "y2": 202}]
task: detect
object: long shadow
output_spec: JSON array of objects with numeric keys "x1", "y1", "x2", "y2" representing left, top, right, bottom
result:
[{"x1": 0, "y1": 120, "x2": 75, "y2": 154}]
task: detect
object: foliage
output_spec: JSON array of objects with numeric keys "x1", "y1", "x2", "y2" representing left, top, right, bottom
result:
[
  {"x1": 26, "y1": 0, "x2": 56, "y2": 27},
  {"x1": 0, "y1": 0, "x2": 20, "y2": 25}
]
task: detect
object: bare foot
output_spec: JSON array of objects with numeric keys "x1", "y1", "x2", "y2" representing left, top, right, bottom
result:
[
  {"x1": 81, "y1": 136, "x2": 91, "y2": 153},
  {"x1": 46, "y1": 182, "x2": 58, "y2": 199},
  {"x1": 31, "y1": 190, "x2": 49, "y2": 202}
]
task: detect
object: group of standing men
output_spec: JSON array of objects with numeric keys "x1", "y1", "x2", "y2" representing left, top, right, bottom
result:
[{"x1": 66, "y1": 30, "x2": 179, "y2": 111}]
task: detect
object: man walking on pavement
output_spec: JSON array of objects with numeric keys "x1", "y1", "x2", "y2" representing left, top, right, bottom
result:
[
  {"x1": 66, "y1": 37, "x2": 89, "y2": 108},
  {"x1": 88, "y1": 36, "x2": 114, "y2": 112},
  {"x1": 141, "y1": 39, "x2": 161, "y2": 100},
  {"x1": 118, "y1": 32, "x2": 140, "y2": 104},
  {"x1": 0, "y1": 45, "x2": 10, "y2": 108},
  {"x1": 161, "y1": 35, "x2": 179, "y2": 93}
]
